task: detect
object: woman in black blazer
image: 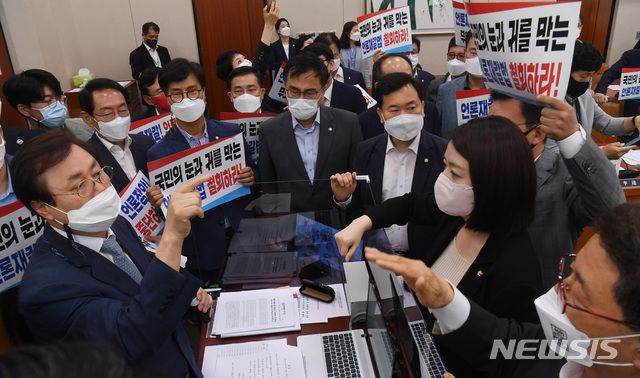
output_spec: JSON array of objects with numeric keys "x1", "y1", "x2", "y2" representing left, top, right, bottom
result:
[
  {"x1": 267, "y1": 18, "x2": 297, "y2": 71},
  {"x1": 335, "y1": 116, "x2": 543, "y2": 377}
]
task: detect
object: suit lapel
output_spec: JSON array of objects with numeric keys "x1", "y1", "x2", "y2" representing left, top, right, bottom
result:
[
  {"x1": 129, "y1": 138, "x2": 148, "y2": 175},
  {"x1": 314, "y1": 107, "x2": 336, "y2": 184},
  {"x1": 89, "y1": 135, "x2": 130, "y2": 191},
  {"x1": 411, "y1": 132, "x2": 435, "y2": 192},
  {"x1": 166, "y1": 127, "x2": 192, "y2": 154},
  {"x1": 279, "y1": 115, "x2": 308, "y2": 179},
  {"x1": 535, "y1": 148, "x2": 554, "y2": 189},
  {"x1": 369, "y1": 137, "x2": 387, "y2": 204},
  {"x1": 456, "y1": 233, "x2": 505, "y2": 299}
]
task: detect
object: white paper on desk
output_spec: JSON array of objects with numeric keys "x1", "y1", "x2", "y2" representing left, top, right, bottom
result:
[
  {"x1": 202, "y1": 339, "x2": 305, "y2": 378},
  {"x1": 622, "y1": 149, "x2": 640, "y2": 166},
  {"x1": 211, "y1": 289, "x2": 300, "y2": 337},
  {"x1": 608, "y1": 84, "x2": 621, "y2": 91},
  {"x1": 293, "y1": 284, "x2": 349, "y2": 324},
  {"x1": 396, "y1": 276, "x2": 418, "y2": 308}
]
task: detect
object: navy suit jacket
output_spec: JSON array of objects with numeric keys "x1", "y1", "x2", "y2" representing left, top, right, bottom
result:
[
  {"x1": 147, "y1": 120, "x2": 257, "y2": 271},
  {"x1": 129, "y1": 44, "x2": 171, "y2": 79},
  {"x1": 350, "y1": 130, "x2": 447, "y2": 253},
  {"x1": 340, "y1": 66, "x2": 367, "y2": 88},
  {"x1": 594, "y1": 48, "x2": 640, "y2": 117},
  {"x1": 358, "y1": 102, "x2": 441, "y2": 140},
  {"x1": 330, "y1": 80, "x2": 368, "y2": 114},
  {"x1": 132, "y1": 107, "x2": 159, "y2": 123},
  {"x1": 416, "y1": 69, "x2": 436, "y2": 100},
  {"x1": 20, "y1": 217, "x2": 202, "y2": 378},
  {"x1": 1, "y1": 124, "x2": 44, "y2": 156},
  {"x1": 268, "y1": 38, "x2": 297, "y2": 71},
  {"x1": 436, "y1": 75, "x2": 470, "y2": 139},
  {"x1": 88, "y1": 133, "x2": 155, "y2": 193},
  {"x1": 426, "y1": 74, "x2": 449, "y2": 103}
]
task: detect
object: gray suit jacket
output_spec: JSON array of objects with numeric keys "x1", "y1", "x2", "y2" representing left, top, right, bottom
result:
[
  {"x1": 574, "y1": 90, "x2": 627, "y2": 136},
  {"x1": 340, "y1": 46, "x2": 371, "y2": 89},
  {"x1": 436, "y1": 76, "x2": 468, "y2": 139},
  {"x1": 259, "y1": 106, "x2": 363, "y2": 212},
  {"x1": 529, "y1": 139, "x2": 625, "y2": 287}
]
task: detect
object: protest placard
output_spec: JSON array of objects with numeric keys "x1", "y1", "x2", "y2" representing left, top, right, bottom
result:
[
  {"x1": 147, "y1": 133, "x2": 251, "y2": 215},
  {"x1": 619, "y1": 68, "x2": 640, "y2": 100},
  {"x1": 357, "y1": 6, "x2": 412, "y2": 60},
  {"x1": 129, "y1": 112, "x2": 174, "y2": 143},
  {"x1": 119, "y1": 171, "x2": 164, "y2": 239},
  {"x1": 0, "y1": 201, "x2": 45, "y2": 293},
  {"x1": 465, "y1": 1, "x2": 580, "y2": 104},
  {"x1": 354, "y1": 84, "x2": 377, "y2": 109},
  {"x1": 456, "y1": 89, "x2": 493, "y2": 126},
  {"x1": 219, "y1": 112, "x2": 275, "y2": 163},
  {"x1": 269, "y1": 62, "x2": 287, "y2": 104},
  {"x1": 453, "y1": 0, "x2": 471, "y2": 48}
]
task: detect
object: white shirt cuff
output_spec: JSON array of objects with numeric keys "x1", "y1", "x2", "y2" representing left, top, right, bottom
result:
[
  {"x1": 428, "y1": 282, "x2": 471, "y2": 335},
  {"x1": 333, "y1": 195, "x2": 352, "y2": 207},
  {"x1": 556, "y1": 125, "x2": 586, "y2": 159}
]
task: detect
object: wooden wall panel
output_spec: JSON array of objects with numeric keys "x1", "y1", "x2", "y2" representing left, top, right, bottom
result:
[
  {"x1": 0, "y1": 23, "x2": 27, "y2": 129},
  {"x1": 560, "y1": 0, "x2": 615, "y2": 56}
]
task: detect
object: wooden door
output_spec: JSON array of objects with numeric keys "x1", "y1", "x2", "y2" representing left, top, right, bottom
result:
[
  {"x1": 193, "y1": 0, "x2": 268, "y2": 120},
  {"x1": 560, "y1": 0, "x2": 615, "y2": 56},
  {"x1": 0, "y1": 23, "x2": 27, "y2": 128}
]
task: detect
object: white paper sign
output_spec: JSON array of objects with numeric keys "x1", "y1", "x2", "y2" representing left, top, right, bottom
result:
[
  {"x1": 453, "y1": 0, "x2": 471, "y2": 47},
  {"x1": 357, "y1": 6, "x2": 413, "y2": 60},
  {"x1": 354, "y1": 84, "x2": 377, "y2": 109},
  {"x1": 455, "y1": 89, "x2": 493, "y2": 126},
  {"x1": 268, "y1": 63, "x2": 287, "y2": 104},
  {"x1": 619, "y1": 68, "x2": 640, "y2": 100},
  {"x1": 119, "y1": 171, "x2": 164, "y2": 238},
  {"x1": 129, "y1": 112, "x2": 173, "y2": 143},
  {"x1": 219, "y1": 112, "x2": 275, "y2": 163}
]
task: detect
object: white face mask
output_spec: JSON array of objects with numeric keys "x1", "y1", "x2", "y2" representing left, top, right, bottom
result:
[
  {"x1": 383, "y1": 113, "x2": 423, "y2": 141},
  {"x1": 171, "y1": 98, "x2": 206, "y2": 123},
  {"x1": 465, "y1": 56, "x2": 484, "y2": 78},
  {"x1": 288, "y1": 98, "x2": 318, "y2": 121},
  {"x1": 447, "y1": 59, "x2": 467, "y2": 77},
  {"x1": 350, "y1": 32, "x2": 361, "y2": 42},
  {"x1": 535, "y1": 287, "x2": 640, "y2": 367},
  {"x1": 233, "y1": 93, "x2": 262, "y2": 113},
  {"x1": 95, "y1": 116, "x2": 131, "y2": 142},
  {"x1": 0, "y1": 138, "x2": 5, "y2": 170},
  {"x1": 46, "y1": 186, "x2": 121, "y2": 233},
  {"x1": 332, "y1": 58, "x2": 341, "y2": 72},
  {"x1": 434, "y1": 172, "x2": 474, "y2": 217},
  {"x1": 280, "y1": 27, "x2": 291, "y2": 37},
  {"x1": 409, "y1": 54, "x2": 419, "y2": 69},
  {"x1": 238, "y1": 59, "x2": 252, "y2": 68}
]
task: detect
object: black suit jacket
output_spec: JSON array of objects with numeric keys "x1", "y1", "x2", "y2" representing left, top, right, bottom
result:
[
  {"x1": 267, "y1": 38, "x2": 297, "y2": 71},
  {"x1": 131, "y1": 107, "x2": 158, "y2": 123},
  {"x1": 261, "y1": 96, "x2": 286, "y2": 114},
  {"x1": 426, "y1": 74, "x2": 449, "y2": 103},
  {"x1": 349, "y1": 130, "x2": 447, "y2": 252},
  {"x1": 416, "y1": 69, "x2": 436, "y2": 100},
  {"x1": 129, "y1": 44, "x2": 171, "y2": 79},
  {"x1": 358, "y1": 103, "x2": 441, "y2": 140},
  {"x1": 259, "y1": 106, "x2": 363, "y2": 212},
  {"x1": 330, "y1": 80, "x2": 367, "y2": 114},
  {"x1": 1, "y1": 124, "x2": 45, "y2": 156},
  {"x1": 87, "y1": 133, "x2": 155, "y2": 192},
  {"x1": 340, "y1": 66, "x2": 367, "y2": 88}
]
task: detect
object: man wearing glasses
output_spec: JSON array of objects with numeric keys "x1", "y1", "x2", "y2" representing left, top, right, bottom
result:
[
  {"x1": 259, "y1": 54, "x2": 363, "y2": 212},
  {"x1": 11, "y1": 129, "x2": 212, "y2": 377},
  {"x1": 365, "y1": 201, "x2": 640, "y2": 377},
  {"x1": 79, "y1": 78, "x2": 155, "y2": 193},
  {"x1": 426, "y1": 37, "x2": 467, "y2": 103}
]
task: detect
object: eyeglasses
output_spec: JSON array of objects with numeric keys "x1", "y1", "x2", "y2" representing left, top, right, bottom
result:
[
  {"x1": 52, "y1": 166, "x2": 114, "y2": 198},
  {"x1": 31, "y1": 95, "x2": 67, "y2": 108},
  {"x1": 519, "y1": 123, "x2": 539, "y2": 136},
  {"x1": 168, "y1": 88, "x2": 204, "y2": 103},
  {"x1": 447, "y1": 53, "x2": 466, "y2": 60},
  {"x1": 285, "y1": 88, "x2": 321, "y2": 100},
  {"x1": 557, "y1": 254, "x2": 640, "y2": 330},
  {"x1": 93, "y1": 107, "x2": 130, "y2": 122}
]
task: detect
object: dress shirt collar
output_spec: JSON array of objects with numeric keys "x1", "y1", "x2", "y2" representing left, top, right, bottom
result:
[
  {"x1": 97, "y1": 134, "x2": 132, "y2": 153},
  {"x1": 385, "y1": 130, "x2": 421, "y2": 154},
  {"x1": 290, "y1": 106, "x2": 321, "y2": 130},
  {"x1": 176, "y1": 122, "x2": 210, "y2": 146},
  {"x1": 51, "y1": 226, "x2": 116, "y2": 253},
  {"x1": 335, "y1": 66, "x2": 344, "y2": 83},
  {"x1": 324, "y1": 79, "x2": 334, "y2": 104},
  {"x1": 143, "y1": 42, "x2": 156, "y2": 52}
]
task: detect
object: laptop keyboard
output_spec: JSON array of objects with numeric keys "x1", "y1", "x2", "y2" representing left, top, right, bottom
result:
[
  {"x1": 322, "y1": 333, "x2": 362, "y2": 378},
  {"x1": 410, "y1": 321, "x2": 447, "y2": 377}
]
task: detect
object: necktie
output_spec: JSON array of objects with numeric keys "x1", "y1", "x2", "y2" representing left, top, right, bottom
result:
[{"x1": 101, "y1": 235, "x2": 143, "y2": 284}]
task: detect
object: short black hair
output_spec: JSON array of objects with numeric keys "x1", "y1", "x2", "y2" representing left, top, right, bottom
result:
[
  {"x1": 158, "y1": 58, "x2": 206, "y2": 94},
  {"x1": 372, "y1": 53, "x2": 412, "y2": 85},
  {"x1": 137, "y1": 67, "x2": 161, "y2": 97},
  {"x1": 10, "y1": 129, "x2": 101, "y2": 213},
  {"x1": 464, "y1": 31, "x2": 474, "y2": 48},
  {"x1": 283, "y1": 53, "x2": 329, "y2": 88},
  {"x1": 579, "y1": 12, "x2": 584, "y2": 24},
  {"x1": 142, "y1": 22, "x2": 159, "y2": 34},
  {"x1": 275, "y1": 18, "x2": 289, "y2": 32},
  {"x1": 227, "y1": 66, "x2": 263, "y2": 90},
  {"x1": 302, "y1": 43, "x2": 334, "y2": 63},
  {"x1": 2, "y1": 69, "x2": 63, "y2": 111},
  {"x1": 216, "y1": 49, "x2": 243, "y2": 81},
  {"x1": 595, "y1": 202, "x2": 640, "y2": 331},
  {"x1": 315, "y1": 32, "x2": 341, "y2": 52},
  {"x1": 571, "y1": 41, "x2": 603, "y2": 73},
  {"x1": 412, "y1": 37, "x2": 420, "y2": 52},
  {"x1": 340, "y1": 21, "x2": 360, "y2": 49},
  {"x1": 448, "y1": 36, "x2": 457, "y2": 51},
  {"x1": 490, "y1": 90, "x2": 543, "y2": 126},
  {"x1": 79, "y1": 78, "x2": 128, "y2": 115},
  {"x1": 374, "y1": 73, "x2": 423, "y2": 107},
  {"x1": 451, "y1": 116, "x2": 536, "y2": 235}
]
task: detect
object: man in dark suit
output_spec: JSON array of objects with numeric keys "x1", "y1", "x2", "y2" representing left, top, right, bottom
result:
[
  {"x1": 332, "y1": 73, "x2": 447, "y2": 256},
  {"x1": 426, "y1": 37, "x2": 467, "y2": 103},
  {"x1": 129, "y1": 22, "x2": 171, "y2": 79},
  {"x1": 259, "y1": 54, "x2": 362, "y2": 212},
  {"x1": 400, "y1": 37, "x2": 436, "y2": 100},
  {"x1": 133, "y1": 67, "x2": 171, "y2": 122},
  {"x1": 359, "y1": 53, "x2": 441, "y2": 139},
  {"x1": 146, "y1": 59, "x2": 257, "y2": 284},
  {"x1": 226, "y1": 66, "x2": 285, "y2": 114},
  {"x1": 11, "y1": 130, "x2": 212, "y2": 378},
  {"x1": 314, "y1": 32, "x2": 367, "y2": 89},
  {"x1": 78, "y1": 79, "x2": 155, "y2": 193},
  {"x1": 303, "y1": 43, "x2": 367, "y2": 114}
]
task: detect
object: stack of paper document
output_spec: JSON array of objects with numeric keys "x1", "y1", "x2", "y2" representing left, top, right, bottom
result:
[
  {"x1": 211, "y1": 288, "x2": 301, "y2": 338},
  {"x1": 293, "y1": 284, "x2": 350, "y2": 324},
  {"x1": 202, "y1": 339, "x2": 305, "y2": 378}
]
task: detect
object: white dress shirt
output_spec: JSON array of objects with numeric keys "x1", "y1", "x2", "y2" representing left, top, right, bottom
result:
[
  {"x1": 51, "y1": 227, "x2": 134, "y2": 264},
  {"x1": 323, "y1": 79, "x2": 334, "y2": 107},
  {"x1": 144, "y1": 42, "x2": 162, "y2": 67},
  {"x1": 97, "y1": 135, "x2": 136, "y2": 180},
  {"x1": 334, "y1": 66, "x2": 345, "y2": 83}
]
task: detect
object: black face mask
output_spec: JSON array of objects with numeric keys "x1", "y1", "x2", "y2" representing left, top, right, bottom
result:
[
  {"x1": 566, "y1": 76, "x2": 590, "y2": 98},
  {"x1": 146, "y1": 39, "x2": 158, "y2": 49}
]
